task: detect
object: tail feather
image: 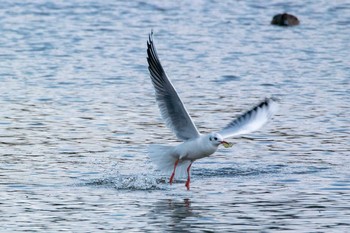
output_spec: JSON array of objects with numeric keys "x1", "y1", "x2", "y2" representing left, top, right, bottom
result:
[{"x1": 148, "y1": 145, "x2": 191, "y2": 179}]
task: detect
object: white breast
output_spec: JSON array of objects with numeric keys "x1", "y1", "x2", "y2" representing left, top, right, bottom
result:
[{"x1": 175, "y1": 135, "x2": 218, "y2": 161}]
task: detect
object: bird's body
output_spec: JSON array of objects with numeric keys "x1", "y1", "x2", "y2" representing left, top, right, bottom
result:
[
  {"x1": 148, "y1": 134, "x2": 218, "y2": 177},
  {"x1": 174, "y1": 134, "x2": 218, "y2": 161},
  {"x1": 146, "y1": 31, "x2": 279, "y2": 190}
]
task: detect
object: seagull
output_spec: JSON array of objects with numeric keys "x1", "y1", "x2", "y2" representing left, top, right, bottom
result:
[{"x1": 146, "y1": 31, "x2": 278, "y2": 190}]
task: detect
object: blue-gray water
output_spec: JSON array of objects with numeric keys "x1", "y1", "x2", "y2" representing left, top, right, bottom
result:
[{"x1": 1, "y1": 1, "x2": 349, "y2": 232}]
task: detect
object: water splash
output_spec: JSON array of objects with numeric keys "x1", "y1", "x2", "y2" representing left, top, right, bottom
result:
[{"x1": 82, "y1": 173, "x2": 168, "y2": 191}]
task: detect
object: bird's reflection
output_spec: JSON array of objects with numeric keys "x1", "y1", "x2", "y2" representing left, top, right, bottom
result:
[{"x1": 147, "y1": 198, "x2": 202, "y2": 232}]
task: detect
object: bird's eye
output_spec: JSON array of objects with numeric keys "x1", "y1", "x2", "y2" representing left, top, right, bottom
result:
[
  {"x1": 214, "y1": 137, "x2": 217, "y2": 140},
  {"x1": 209, "y1": 137, "x2": 212, "y2": 141}
]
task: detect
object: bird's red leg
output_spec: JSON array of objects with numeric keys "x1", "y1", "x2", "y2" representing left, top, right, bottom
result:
[
  {"x1": 185, "y1": 162, "x2": 192, "y2": 190},
  {"x1": 169, "y1": 159, "x2": 179, "y2": 185}
]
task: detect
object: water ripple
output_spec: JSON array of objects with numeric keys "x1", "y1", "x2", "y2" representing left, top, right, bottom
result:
[{"x1": 1, "y1": 0, "x2": 349, "y2": 232}]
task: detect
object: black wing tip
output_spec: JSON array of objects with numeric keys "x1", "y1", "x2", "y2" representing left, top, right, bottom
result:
[
  {"x1": 146, "y1": 30, "x2": 166, "y2": 82},
  {"x1": 222, "y1": 97, "x2": 279, "y2": 131},
  {"x1": 147, "y1": 30, "x2": 156, "y2": 57},
  {"x1": 146, "y1": 30, "x2": 154, "y2": 64},
  {"x1": 255, "y1": 98, "x2": 269, "y2": 109},
  {"x1": 148, "y1": 30, "x2": 154, "y2": 45},
  {"x1": 241, "y1": 97, "x2": 279, "y2": 120},
  {"x1": 260, "y1": 97, "x2": 280, "y2": 107}
]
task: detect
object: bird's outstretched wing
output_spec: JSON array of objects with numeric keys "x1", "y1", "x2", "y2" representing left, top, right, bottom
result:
[
  {"x1": 147, "y1": 32, "x2": 200, "y2": 141},
  {"x1": 218, "y1": 98, "x2": 278, "y2": 138}
]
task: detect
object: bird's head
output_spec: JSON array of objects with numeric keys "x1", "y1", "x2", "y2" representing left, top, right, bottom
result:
[{"x1": 208, "y1": 133, "x2": 232, "y2": 147}]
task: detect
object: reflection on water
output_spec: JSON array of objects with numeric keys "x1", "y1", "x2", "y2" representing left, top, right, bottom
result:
[
  {"x1": 147, "y1": 199, "x2": 196, "y2": 232},
  {"x1": 1, "y1": 0, "x2": 350, "y2": 232}
]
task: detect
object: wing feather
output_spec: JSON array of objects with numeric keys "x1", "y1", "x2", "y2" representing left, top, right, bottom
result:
[
  {"x1": 147, "y1": 32, "x2": 200, "y2": 141},
  {"x1": 219, "y1": 98, "x2": 278, "y2": 138}
]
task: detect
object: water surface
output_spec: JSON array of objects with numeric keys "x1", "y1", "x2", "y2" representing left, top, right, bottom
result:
[{"x1": 0, "y1": 0, "x2": 349, "y2": 232}]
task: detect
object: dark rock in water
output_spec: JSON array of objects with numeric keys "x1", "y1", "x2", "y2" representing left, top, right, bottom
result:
[{"x1": 271, "y1": 13, "x2": 300, "y2": 26}]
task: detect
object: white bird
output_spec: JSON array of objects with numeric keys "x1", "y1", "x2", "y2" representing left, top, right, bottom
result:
[{"x1": 146, "y1": 32, "x2": 278, "y2": 190}]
